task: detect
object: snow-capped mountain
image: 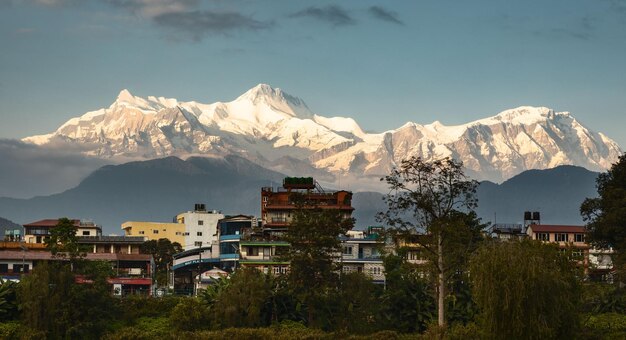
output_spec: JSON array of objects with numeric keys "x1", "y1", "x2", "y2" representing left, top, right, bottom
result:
[{"x1": 24, "y1": 84, "x2": 622, "y2": 185}]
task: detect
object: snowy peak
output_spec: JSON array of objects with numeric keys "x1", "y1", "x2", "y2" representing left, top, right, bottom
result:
[
  {"x1": 235, "y1": 83, "x2": 313, "y2": 119},
  {"x1": 111, "y1": 88, "x2": 179, "y2": 112},
  {"x1": 478, "y1": 106, "x2": 558, "y2": 125},
  {"x1": 23, "y1": 86, "x2": 622, "y2": 184}
]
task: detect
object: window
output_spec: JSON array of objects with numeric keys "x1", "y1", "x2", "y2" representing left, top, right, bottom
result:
[
  {"x1": 248, "y1": 247, "x2": 259, "y2": 256},
  {"x1": 138, "y1": 231, "x2": 145, "y2": 235},
  {"x1": 175, "y1": 232, "x2": 181, "y2": 235},
  {"x1": 198, "y1": 220, "x2": 204, "y2": 226},
  {"x1": 194, "y1": 241, "x2": 202, "y2": 247},
  {"x1": 0, "y1": 264, "x2": 7, "y2": 273},
  {"x1": 536, "y1": 233, "x2": 549, "y2": 241},
  {"x1": 184, "y1": 232, "x2": 190, "y2": 236},
  {"x1": 575, "y1": 234, "x2": 585, "y2": 243},
  {"x1": 343, "y1": 246, "x2": 353, "y2": 255},
  {"x1": 555, "y1": 233, "x2": 568, "y2": 242},
  {"x1": 14, "y1": 264, "x2": 29, "y2": 273},
  {"x1": 82, "y1": 231, "x2": 90, "y2": 236},
  {"x1": 153, "y1": 230, "x2": 159, "y2": 234},
  {"x1": 572, "y1": 249, "x2": 584, "y2": 259},
  {"x1": 197, "y1": 232, "x2": 203, "y2": 236}
]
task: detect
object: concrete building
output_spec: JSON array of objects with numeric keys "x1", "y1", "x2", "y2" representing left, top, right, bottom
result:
[
  {"x1": 121, "y1": 221, "x2": 185, "y2": 245},
  {"x1": 217, "y1": 215, "x2": 257, "y2": 271},
  {"x1": 261, "y1": 177, "x2": 354, "y2": 238},
  {"x1": 340, "y1": 227, "x2": 385, "y2": 283},
  {"x1": 23, "y1": 219, "x2": 102, "y2": 244},
  {"x1": 175, "y1": 204, "x2": 224, "y2": 250}
]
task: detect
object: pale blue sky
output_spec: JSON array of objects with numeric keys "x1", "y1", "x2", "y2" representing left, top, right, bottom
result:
[{"x1": 1, "y1": 0, "x2": 625, "y2": 146}]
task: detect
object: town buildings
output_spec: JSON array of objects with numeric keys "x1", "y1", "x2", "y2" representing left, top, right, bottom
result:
[
  {"x1": 122, "y1": 204, "x2": 224, "y2": 251},
  {"x1": 0, "y1": 218, "x2": 154, "y2": 295}
]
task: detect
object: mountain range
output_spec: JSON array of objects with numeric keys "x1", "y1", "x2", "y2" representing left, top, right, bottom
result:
[
  {"x1": 0, "y1": 156, "x2": 600, "y2": 234},
  {"x1": 23, "y1": 84, "x2": 621, "y2": 186}
]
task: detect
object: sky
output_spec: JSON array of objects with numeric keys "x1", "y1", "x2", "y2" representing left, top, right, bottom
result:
[{"x1": 1, "y1": 0, "x2": 626, "y2": 146}]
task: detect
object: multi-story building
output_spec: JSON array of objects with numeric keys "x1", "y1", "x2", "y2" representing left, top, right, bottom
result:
[
  {"x1": 217, "y1": 215, "x2": 257, "y2": 271},
  {"x1": 261, "y1": 177, "x2": 354, "y2": 237},
  {"x1": 175, "y1": 204, "x2": 224, "y2": 250},
  {"x1": 121, "y1": 204, "x2": 224, "y2": 250},
  {"x1": 526, "y1": 223, "x2": 615, "y2": 279},
  {"x1": 238, "y1": 240, "x2": 290, "y2": 275},
  {"x1": 121, "y1": 221, "x2": 185, "y2": 245},
  {"x1": 340, "y1": 227, "x2": 385, "y2": 283},
  {"x1": 0, "y1": 220, "x2": 154, "y2": 295},
  {"x1": 23, "y1": 219, "x2": 102, "y2": 244}
]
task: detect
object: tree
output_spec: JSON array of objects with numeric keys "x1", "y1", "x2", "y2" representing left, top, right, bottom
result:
[
  {"x1": 377, "y1": 156, "x2": 480, "y2": 328},
  {"x1": 140, "y1": 238, "x2": 182, "y2": 286},
  {"x1": 469, "y1": 239, "x2": 580, "y2": 339},
  {"x1": 581, "y1": 153, "x2": 626, "y2": 275},
  {"x1": 210, "y1": 268, "x2": 273, "y2": 329},
  {"x1": 45, "y1": 217, "x2": 87, "y2": 269},
  {"x1": 379, "y1": 254, "x2": 434, "y2": 333},
  {"x1": 283, "y1": 192, "x2": 355, "y2": 327}
]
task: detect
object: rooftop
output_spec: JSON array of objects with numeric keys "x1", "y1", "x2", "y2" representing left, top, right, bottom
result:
[{"x1": 528, "y1": 224, "x2": 585, "y2": 233}]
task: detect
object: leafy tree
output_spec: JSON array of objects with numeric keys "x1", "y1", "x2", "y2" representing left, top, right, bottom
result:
[
  {"x1": 45, "y1": 217, "x2": 87, "y2": 269},
  {"x1": 283, "y1": 192, "x2": 355, "y2": 327},
  {"x1": 199, "y1": 276, "x2": 230, "y2": 309},
  {"x1": 469, "y1": 239, "x2": 580, "y2": 339},
  {"x1": 18, "y1": 262, "x2": 119, "y2": 339},
  {"x1": 377, "y1": 156, "x2": 480, "y2": 327},
  {"x1": 140, "y1": 238, "x2": 182, "y2": 286},
  {"x1": 169, "y1": 297, "x2": 210, "y2": 332},
  {"x1": 210, "y1": 268, "x2": 273, "y2": 329},
  {"x1": 581, "y1": 153, "x2": 626, "y2": 276},
  {"x1": 379, "y1": 253, "x2": 435, "y2": 333},
  {"x1": 0, "y1": 279, "x2": 18, "y2": 321},
  {"x1": 334, "y1": 272, "x2": 380, "y2": 334}
]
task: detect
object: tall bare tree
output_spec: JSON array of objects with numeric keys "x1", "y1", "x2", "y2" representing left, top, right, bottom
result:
[{"x1": 377, "y1": 156, "x2": 480, "y2": 328}]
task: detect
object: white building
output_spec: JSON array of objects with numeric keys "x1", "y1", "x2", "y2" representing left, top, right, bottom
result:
[{"x1": 176, "y1": 204, "x2": 224, "y2": 251}]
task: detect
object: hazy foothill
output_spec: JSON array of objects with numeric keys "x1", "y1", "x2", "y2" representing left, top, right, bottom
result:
[{"x1": 2, "y1": 1, "x2": 626, "y2": 339}]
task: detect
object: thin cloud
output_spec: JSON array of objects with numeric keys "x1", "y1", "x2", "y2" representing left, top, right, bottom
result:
[
  {"x1": 0, "y1": 139, "x2": 109, "y2": 199},
  {"x1": 368, "y1": 6, "x2": 404, "y2": 25},
  {"x1": 154, "y1": 10, "x2": 273, "y2": 41},
  {"x1": 15, "y1": 28, "x2": 36, "y2": 34},
  {"x1": 290, "y1": 5, "x2": 355, "y2": 27},
  {"x1": 104, "y1": 0, "x2": 199, "y2": 18}
]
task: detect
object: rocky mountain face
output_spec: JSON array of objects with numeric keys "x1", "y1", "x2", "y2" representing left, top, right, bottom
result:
[{"x1": 24, "y1": 84, "x2": 622, "y2": 185}]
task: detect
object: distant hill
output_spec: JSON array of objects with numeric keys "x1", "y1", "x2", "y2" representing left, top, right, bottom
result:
[
  {"x1": 0, "y1": 158, "x2": 599, "y2": 234},
  {"x1": 0, "y1": 217, "x2": 22, "y2": 237},
  {"x1": 352, "y1": 165, "x2": 599, "y2": 227},
  {"x1": 0, "y1": 156, "x2": 284, "y2": 234}
]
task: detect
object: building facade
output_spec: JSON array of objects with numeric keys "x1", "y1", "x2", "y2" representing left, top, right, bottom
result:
[{"x1": 121, "y1": 221, "x2": 185, "y2": 245}]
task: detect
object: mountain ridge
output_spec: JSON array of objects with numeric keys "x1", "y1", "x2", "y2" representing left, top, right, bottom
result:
[{"x1": 23, "y1": 84, "x2": 622, "y2": 185}]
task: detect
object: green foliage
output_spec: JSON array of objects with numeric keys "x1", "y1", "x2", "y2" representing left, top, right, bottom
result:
[
  {"x1": 198, "y1": 276, "x2": 230, "y2": 308},
  {"x1": 45, "y1": 217, "x2": 87, "y2": 266},
  {"x1": 581, "y1": 153, "x2": 626, "y2": 272},
  {"x1": 582, "y1": 283, "x2": 626, "y2": 314},
  {"x1": 140, "y1": 238, "x2": 182, "y2": 287},
  {"x1": 119, "y1": 295, "x2": 182, "y2": 321},
  {"x1": 0, "y1": 321, "x2": 21, "y2": 339},
  {"x1": 170, "y1": 298, "x2": 210, "y2": 332},
  {"x1": 445, "y1": 322, "x2": 482, "y2": 340},
  {"x1": 18, "y1": 262, "x2": 118, "y2": 339},
  {"x1": 284, "y1": 192, "x2": 355, "y2": 327},
  {"x1": 210, "y1": 268, "x2": 272, "y2": 329},
  {"x1": 470, "y1": 239, "x2": 580, "y2": 339},
  {"x1": 583, "y1": 313, "x2": 626, "y2": 339},
  {"x1": 0, "y1": 280, "x2": 18, "y2": 321},
  {"x1": 334, "y1": 272, "x2": 380, "y2": 334},
  {"x1": 377, "y1": 156, "x2": 482, "y2": 327},
  {"x1": 379, "y1": 254, "x2": 434, "y2": 333}
]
